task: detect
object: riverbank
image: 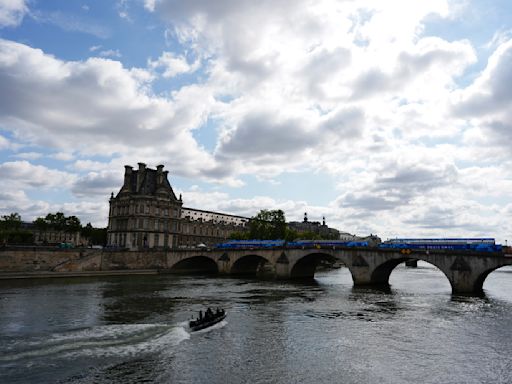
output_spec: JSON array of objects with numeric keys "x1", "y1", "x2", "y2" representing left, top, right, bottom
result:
[{"x1": 0, "y1": 269, "x2": 159, "y2": 280}]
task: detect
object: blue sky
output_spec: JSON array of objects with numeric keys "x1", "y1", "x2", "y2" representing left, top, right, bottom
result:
[{"x1": 0, "y1": 0, "x2": 511, "y2": 243}]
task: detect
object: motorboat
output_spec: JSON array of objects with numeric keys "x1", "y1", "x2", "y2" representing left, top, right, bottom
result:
[{"x1": 189, "y1": 309, "x2": 226, "y2": 332}]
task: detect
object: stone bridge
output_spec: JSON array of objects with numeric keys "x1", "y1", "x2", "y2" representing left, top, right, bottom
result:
[{"x1": 168, "y1": 247, "x2": 512, "y2": 295}]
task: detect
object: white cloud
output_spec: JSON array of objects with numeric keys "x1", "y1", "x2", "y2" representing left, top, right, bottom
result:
[
  {"x1": 99, "y1": 49, "x2": 122, "y2": 58},
  {"x1": 0, "y1": 39, "x2": 222, "y2": 181},
  {"x1": 0, "y1": 161, "x2": 76, "y2": 189},
  {"x1": 0, "y1": 0, "x2": 27, "y2": 28},
  {"x1": 2, "y1": 1, "x2": 511, "y2": 241},
  {"x1": 12, "y1": 151, "x2": 43, "y2": 160},
  {"x1": 452, "y1": 39, "x2": 512, "y2": 154},
  {"x1": 148, "y1": 51, "x2": 200, "y2": 78}
]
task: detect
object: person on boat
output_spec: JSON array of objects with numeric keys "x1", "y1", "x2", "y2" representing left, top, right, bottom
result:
[{"x1": 198, "y1": 310, "x2": 203, "y2": 321}]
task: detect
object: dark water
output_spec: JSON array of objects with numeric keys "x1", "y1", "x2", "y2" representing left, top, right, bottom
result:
[{"x1": 1, "y1": 262, "x2": 511, "y2": 384}]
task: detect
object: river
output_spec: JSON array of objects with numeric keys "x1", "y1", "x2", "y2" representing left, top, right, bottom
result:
[{"x1": 0, "y1": 262, "x2": 511, "y2": 383}]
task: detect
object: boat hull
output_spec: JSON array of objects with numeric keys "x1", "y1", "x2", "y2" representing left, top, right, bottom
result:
[{"x1": 189, "y1": 313, "x2": 226, "y2": 332}]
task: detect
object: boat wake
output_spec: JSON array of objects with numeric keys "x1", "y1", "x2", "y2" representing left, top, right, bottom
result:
[
  {"x1": 0, "y1": 323, "x2": 190, "y2": 365},
  {"x1": 190, "y1": 320, "x2": 228, "y2": 334}
]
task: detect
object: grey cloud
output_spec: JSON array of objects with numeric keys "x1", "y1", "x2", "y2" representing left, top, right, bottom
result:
[
  {"x1": 352, "y1": 40, "x2": 472, "y2": 99},
  {"x1": 402, "y1": 207, "x2": 496, "y2": 234},
  {"x1": 217, "y1": 112, "x2": 318, "y2": 157},
  {"x1": 452, "y1": 40, "x2": 512, "y2": 151},
  {"x1": 339, "y1": 193, "x2": 403, "y2": 211},
  {"x1": 453, "y1": 40, "x2": 512, "y2": 116},
  {"x1": 337, "y1": 164, "x2": 458, "y2": 213},
  {"x1": 302, "y1": 47, "x2": 351, "y2": 97},
  {"x1": 320, "y1": 108, "x2": 364, "y2": 140},
  {"x1": 72, "y1": 171, "x2": 123, "y2": 198},
  {"x1": 375, "y1": 165, "x2": 457, "y2": 192}
]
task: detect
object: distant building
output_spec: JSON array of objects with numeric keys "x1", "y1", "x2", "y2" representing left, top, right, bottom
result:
[
  {"x1": 20, "y1": 222, "x2": 86, "y2": 246},
  {"x1": 107, "y1": 163, "x2": 249, "y2": 250},
  {"x1": 288, "y1": 213, "x2": 381, "y2": 245},
  {"x1": 288, "y1": 212, "x2": 340, "y2": 239}
]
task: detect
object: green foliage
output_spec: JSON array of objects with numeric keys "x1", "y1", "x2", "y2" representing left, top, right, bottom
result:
[
  {"x1": 0, "y1": 213, "x2": 32, "y2": 244},
  {"x1": 228, "y1": 231, "x2": 250, "y2": 240},
  {"x1": 249, "y1": 209, "x2": 287, "y2": 240},
  {"x1": 33, "y1": 212, "x2": 81, "y2": 232},
  {"x1": 0, "y1": 212, "x2": 22, "y2": 230},
  {"x1": 81, "y1": 223, "x2": 107, "y2": 245},
  {"x1": 32, "y1": 213, "x2": 105, "y2": 245}
]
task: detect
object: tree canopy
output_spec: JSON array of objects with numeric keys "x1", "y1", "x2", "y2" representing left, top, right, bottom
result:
[
  {"x1": 249, "y1": 209, "x2": 287, "y2": 240},
  {"x1": 33, "y1": 212, "x2": 81, "y2": 232}
]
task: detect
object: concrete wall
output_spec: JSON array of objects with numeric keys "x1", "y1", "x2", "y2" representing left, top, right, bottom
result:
[
  {"x1": 0, "y1": 248, "x2": 87, "y2": 272},
  {"x1": 0, "y1": 248, "x2": 168, "y2": 273}
]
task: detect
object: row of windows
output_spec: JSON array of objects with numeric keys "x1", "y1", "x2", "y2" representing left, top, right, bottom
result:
[
  {"x1": 110, "y1": 218, "x2": 179, "y2": 232},
  {"x1": 110, "y1": 232, "x2": 173, "y2": 248},
  {"x1": 111, "y1": 203, "x2": 180, "y2": 218},
  {"x1": 35, "y1": 232, "x2": 80, "y2": 242}
]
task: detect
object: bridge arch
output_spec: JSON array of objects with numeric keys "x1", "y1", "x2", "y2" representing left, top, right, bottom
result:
[
  {"x1": 290, "y1": 252, "x2": 340, "y2": 279},
  {"x1": 370, "y1": 257, "x2": 452, "y2": 290},
  {"x1": 231, "y1": 254, "x2": 272, "y2": 277},
  {"x1": 475, "y1": 264, "x2": 512, "y2": 294},
  {"x1": 169, "y1": 255, "x2": 218, "y2": 274}
]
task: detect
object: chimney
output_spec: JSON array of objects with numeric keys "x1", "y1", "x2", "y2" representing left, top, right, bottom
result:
[
  {"x1": 157, "y1": 164, "x2": 164, "y2": 185},
  {"x1": 123, "y1": 165, "x2": 133, "y2": 190},
  {"x1": 137, "y1": 162, "x2": 146, "y2": 192}
]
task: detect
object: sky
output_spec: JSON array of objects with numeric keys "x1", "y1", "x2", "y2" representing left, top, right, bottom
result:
[{"x1": 0, "y1": 0, "x2": 511, "y2": 243}]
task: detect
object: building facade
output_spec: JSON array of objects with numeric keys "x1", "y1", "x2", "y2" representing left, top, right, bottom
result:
[
  {"x1": 107, "y1": 163, "x2": 248, "y2": 250},
  {"x1": 288, "y1": 213, "x2": 341, "y2": 239}
]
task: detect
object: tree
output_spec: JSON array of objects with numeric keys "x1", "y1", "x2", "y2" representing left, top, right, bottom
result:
[
  {"x1": 33, "y1": 217, "x2": 48, "y2": 230},
  {"x1": 229, "y1": 231, "x2": 250, "y2": 240},
  {"x1": 33, "y1": 212, "x2": 81, "y2": 232},
  {"x1": 45, "y1": 212, "x2": 67, "y2": 230},
  {"x1": 65, "y1": 216, "x2": 81, "y2": 232},
  {"x1": 249, "y1": 209, "x2": 287, "y2": 240},
  {"x1": 0, "y1": 213, "x2": 33, "y2": 244},
  {"x1": 81, "y1": 223, "x2": 107, "y2": 245},
  {"x1": 1, "y1": 213, "x2": 22, "y2": 230},
  {"x1": 81, "y1": 222, "x2": 94, "y2": 238}
]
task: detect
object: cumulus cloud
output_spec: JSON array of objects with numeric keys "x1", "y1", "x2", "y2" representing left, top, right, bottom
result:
[
  {"x1": 0, "y1": 39, "x2": 223, "y2": 181},
  {"x1": 2, "y1": 1, "x2": 510, "y2": 241},
  {"x1": 0, "y1": 161, "x2": 76, "y2": 189},
  {"x1": 452, "y1": 39, "x2": 512, "y2": 154}
]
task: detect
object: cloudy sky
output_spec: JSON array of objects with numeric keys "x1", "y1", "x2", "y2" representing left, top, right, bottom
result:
[{"x1": 0, "y1": 0, "x2": 511, "y2": 242}]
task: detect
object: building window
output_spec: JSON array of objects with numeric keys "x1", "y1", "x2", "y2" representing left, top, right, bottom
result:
[{"x1": 154, "y1": 234, "x2": 159, "y2": 247}]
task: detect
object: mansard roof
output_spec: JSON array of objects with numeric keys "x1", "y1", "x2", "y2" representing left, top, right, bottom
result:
[{"x1": 116, "y1": 163, "x2": 179, "y2": 201}]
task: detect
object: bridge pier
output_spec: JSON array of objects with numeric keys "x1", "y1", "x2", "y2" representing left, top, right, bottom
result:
[{"x1": 448, "y1": 271, "x2": 482, "y2": 295}]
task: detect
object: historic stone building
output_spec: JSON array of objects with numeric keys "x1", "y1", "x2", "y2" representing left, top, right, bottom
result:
[
  {"x1": 107, "y1": 163, "x2": 249, "y2": 250},
  {"x1": 288, "y1": 212, "x2": 341, "y2": 239}
]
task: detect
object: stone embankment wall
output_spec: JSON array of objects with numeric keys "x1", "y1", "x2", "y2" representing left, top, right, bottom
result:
[{"x1": 0, "y1": 248, "x2": 168, "y2": 273}]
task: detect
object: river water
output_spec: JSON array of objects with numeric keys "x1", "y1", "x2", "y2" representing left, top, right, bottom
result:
[{"x1": 0, "y1": 262, "x2": 511, "y2": 383}]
